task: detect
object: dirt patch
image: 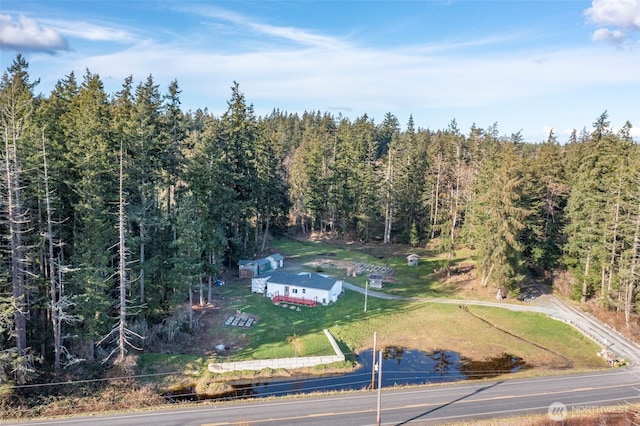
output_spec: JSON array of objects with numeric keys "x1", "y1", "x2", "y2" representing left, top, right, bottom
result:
[
  {"x1": 434, "y1": 264, "x2": 503, "y2": 301},
  {"x1": 304, "y1": 258, "x2": 395, "y2": 278},
  {"x1": 304, "y1": 258, "x2": 353, "y2": 272},
  {"x1": 146, "y1": 297, "x2": 255, "y2": 357}
]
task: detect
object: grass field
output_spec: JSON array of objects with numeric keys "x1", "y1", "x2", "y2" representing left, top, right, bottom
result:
[
  {"x1": 273, "y1": 238, "x2": 481, "y2": 298},
  {"x1": 212, "y1": 286, "x2": 603, "y2": 370},
  {"x1": 138, "y1": 237, "x2": 606, "y2": 381}
]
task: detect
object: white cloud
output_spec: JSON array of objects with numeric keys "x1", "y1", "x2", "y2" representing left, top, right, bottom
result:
[
  {"x1": 592, "y1": 27, "x2": 627, "y2": 43},
  {"x1": 585, "y1": 0, "x2": 640, "y2": 30},
  {"x1": 559, "y1": 128, "x2": 577, "y2": 138},
  {"x1": 177, "y1": 5, "x2": 348, "y2": 49},
  {"x1": 585, "y1": 0, "x2": 640, "y2": 44},
  {"x1": 0, "y1": 14, "x2": 68, "y2": 52},
  {"x1": 43, "y1": 19, "x2": 139, "y2": 43},
  {"x1": 248, "y1": 22, "x2": 347, "y2": 49},
  {"x1": 59, "y1": 38, "x2": 638, "y2": 114}
]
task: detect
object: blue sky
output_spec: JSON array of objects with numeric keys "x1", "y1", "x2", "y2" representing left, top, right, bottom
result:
[{"x1": 1, "y1": 0, "x2": 639, "y2": 142}]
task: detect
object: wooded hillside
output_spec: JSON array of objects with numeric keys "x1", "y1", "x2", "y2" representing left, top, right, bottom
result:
[{"x1": 1, "y1": 54, "x2": 638, "y2": 384}]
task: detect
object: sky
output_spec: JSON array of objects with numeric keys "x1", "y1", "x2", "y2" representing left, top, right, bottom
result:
[{"x1": 1, "y1": 0, "x2": 639, "y2": 142}]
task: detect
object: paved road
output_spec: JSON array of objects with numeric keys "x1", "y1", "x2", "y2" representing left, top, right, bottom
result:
[
  {"x1": 8, "y1": 367, "x2": 640, "y2": 425},
  {"x1": 7, "y1": 281, "x2": 640, "y2": 426},
  {"x1": 343, "y1": 282, "x2": 640, "y2": 365}
]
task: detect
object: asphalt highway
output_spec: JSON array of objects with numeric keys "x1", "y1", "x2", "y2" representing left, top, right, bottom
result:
[{"x1": 7, "y1": 367, "x2": 640, "y2": 425}]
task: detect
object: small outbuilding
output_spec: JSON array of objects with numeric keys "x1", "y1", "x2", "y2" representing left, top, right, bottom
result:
[
  {"x1": 266, "y1": 253, "x2": 284, "y2": 270},
  {"x1": 368, "y1": 273, "x2": 384, "y2": 289},
  {"x1": 238, "y1": 258, "x2": 269, "y2": 279},
  {"x1": 252, "y1": 270, "x2": 343, "y2": 306},
  {"x1": 238, "y1": 253, "x2": 284, "y2": 278},
  {"x1": 238, "y1": 260, "x2": 256, "y2": 279},
  {"x1": 407, "y1": 254, "x2": 420, "y2": 267}
]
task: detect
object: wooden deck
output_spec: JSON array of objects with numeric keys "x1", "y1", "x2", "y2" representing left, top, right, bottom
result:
[{"x1": 272, "y1": 295, "x2": 317, "y2": 307}]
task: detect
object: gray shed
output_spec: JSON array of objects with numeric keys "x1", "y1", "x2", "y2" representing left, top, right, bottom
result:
[{"x1": 368, "y1": 273, "x2": 384, "y2": 289}]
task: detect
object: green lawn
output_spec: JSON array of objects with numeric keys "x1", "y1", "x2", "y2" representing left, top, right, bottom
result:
[
  {"x1": 271, "y1": 238, "x2": 477, "y2": 298},
  {"x1": 211, "y1": 284, "x2": 396, "y2": 361},
  {"x1": 138, "y1": 238, "x2": 606, "y2": 380},
  {"x1": 204, "y1": 269, "x2": 603, "y2": 371}
]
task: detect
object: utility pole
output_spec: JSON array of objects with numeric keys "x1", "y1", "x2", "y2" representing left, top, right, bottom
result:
[
  {"x1": 364, "y1": 279, "x2": 369, "y2": 312},
  {"x1": 376, "y1": 350, "x2": 383, "y2": 426},
  {"x1": 371, "y1": 331, "x2": 377, "y2": 390}
]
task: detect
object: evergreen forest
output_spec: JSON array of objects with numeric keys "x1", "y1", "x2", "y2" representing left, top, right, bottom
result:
[{"x1": 1, "y1": 54, "x2": 639, "y2": 386}]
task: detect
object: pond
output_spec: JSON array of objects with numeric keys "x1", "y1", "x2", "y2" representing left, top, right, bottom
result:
[
  {"x1": 165, "y1": 347, "x2": 525, "y2": 402},
  {"x1": 230, "y1": 348, "x2": 524, "y2": 398}
]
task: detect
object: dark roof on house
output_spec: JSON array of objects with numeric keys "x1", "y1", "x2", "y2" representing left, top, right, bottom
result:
[{"x1": 256, "y1": 270, "x2": 339, "y2": 291}]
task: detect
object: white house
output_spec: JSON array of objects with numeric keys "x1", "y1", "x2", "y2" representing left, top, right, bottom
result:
[{"x1": 251, "y1": 270, "x2": 343, "y2": 306}]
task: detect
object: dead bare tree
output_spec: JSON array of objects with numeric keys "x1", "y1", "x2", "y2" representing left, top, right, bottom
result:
[
  {"x1": 41, "y1": 129, "x2": 62, "y2": 371},
  {"x1": 1, "y1": 73, "x2": 30, "y2": 382},
  {"x1": 383, "y1": 146, "x2": 395, "y2": 244},
  {"x1": 97, "y1": 139, "x2": 143, "y2": 363},
  {"x1": 41, "y1": 129, "x2": 83, "y2": 371}
]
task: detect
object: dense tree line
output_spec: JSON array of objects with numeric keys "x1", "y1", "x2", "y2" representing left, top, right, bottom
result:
[{"x1": 0, "y1": 55, "x2": 638, "y2": 386}]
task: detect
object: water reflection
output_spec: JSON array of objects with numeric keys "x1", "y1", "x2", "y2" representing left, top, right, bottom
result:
[
  {"x1": 382, "y1": 345, "x2": 404, "y2": 364},
  {"x1": 460, "y1": 353, "x2": 526, "y2": 379},
  {"x1": 227, "y1": 349, "x2": 525, "y2": 399},
  {"x1": 430, "y1": 349, "x2": 457, "y2": 375},
  {"x1": 166, "y1": 348, "x2": 525, "y2": 402}
]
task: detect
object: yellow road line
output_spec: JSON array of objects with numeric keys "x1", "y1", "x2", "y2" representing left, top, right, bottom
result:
[{"x1": 201, "y1": 381, "x2": 640, "y2": 425}]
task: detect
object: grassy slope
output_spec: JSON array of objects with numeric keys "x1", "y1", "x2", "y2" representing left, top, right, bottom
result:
[{"x1": 139, "y1": 237, "x2": 605, "y2": 377}]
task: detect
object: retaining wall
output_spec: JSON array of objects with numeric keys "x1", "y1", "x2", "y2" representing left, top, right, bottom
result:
[{"x1": 208, "y1": 329, "x2": 345, "y2": 373}]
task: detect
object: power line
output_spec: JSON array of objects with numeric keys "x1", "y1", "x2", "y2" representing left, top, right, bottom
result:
[{"x1": 8, "y1": 370, "x2": 183, "y2": 390}]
